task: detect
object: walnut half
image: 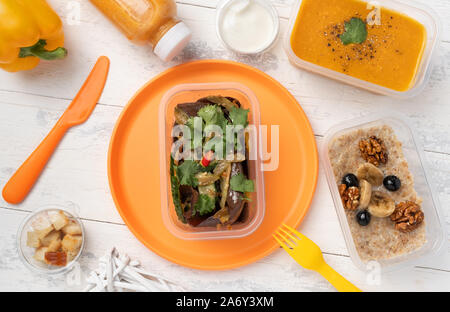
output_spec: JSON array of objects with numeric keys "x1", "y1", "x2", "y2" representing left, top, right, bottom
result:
[
  {"x1": 390, "y1": 201, "x2": 424, "y2": 232},
  {"x1": 359, "y1": 136, "x2": 388, "y2": 166},
  {"x1": 339, "y1": 184, "x2": 360, "y2": 210}
]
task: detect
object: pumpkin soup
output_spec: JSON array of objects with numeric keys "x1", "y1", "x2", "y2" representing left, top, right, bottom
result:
[{"x1": 290, "y1": 0, "x2": 427, "y2": 92}]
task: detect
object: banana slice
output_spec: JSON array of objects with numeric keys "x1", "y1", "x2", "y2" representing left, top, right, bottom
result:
[
  {"x1": 368, "y1": 191, "x2": 395, "y2": 218},
  {"x1": 356, "y1": 163, "x2": 384, "y2": 186},
  {"x1": 359, "y1": 179, "x2": 372, "y2": 209}
]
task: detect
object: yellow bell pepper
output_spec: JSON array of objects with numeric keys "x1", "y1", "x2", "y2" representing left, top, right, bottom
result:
[{"x1": 0, "y1": 0, "x2": 67, "y2": 72}]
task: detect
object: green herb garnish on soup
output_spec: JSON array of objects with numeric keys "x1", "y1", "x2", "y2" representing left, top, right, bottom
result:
[{"x1": 340, "y1": 17, "x2": 367, "y2": 45}]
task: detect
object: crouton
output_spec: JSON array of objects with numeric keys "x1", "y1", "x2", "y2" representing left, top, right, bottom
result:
[
  {"x1": 61, "y1": 234, "x2": 82, "y2": 252},
  {"x1": 31, "y1": 213, "x2": 51, "y2": 230},
  {"x1": 61, "y1": 220, "x2": 82, "y2": 235},
  {"x1": 47, "y1": 238, "x2": 62, "y2": 252},
  {"x1": 31, "y1": 214, "x2": 54, "y2": 239},
  {"x1": 66, "y1": 250, "x2": 80, "y2": 263},
  {"x1": 40, "y1": 230, "x2": 61, "y2": 247},
  {"x1": 48, "y1": 211, "x2": 69, "y2": 230},
  {"x1": 33, "y1": 247, "x2": 49, "y2": 263},
  {"x1": 35, "y1": 227, "x2": 54, "y2": 240},
  {"x1": 44, "y1": 251, "x2": 67, "y2": 266},
  {"x1": 26, "y1": 231, "x2": 41, "y2": 248}
]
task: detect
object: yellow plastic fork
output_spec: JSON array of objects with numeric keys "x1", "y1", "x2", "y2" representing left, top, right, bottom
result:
[{"x1": 273, "y1": 224, "x2": 361, "y2": 292}]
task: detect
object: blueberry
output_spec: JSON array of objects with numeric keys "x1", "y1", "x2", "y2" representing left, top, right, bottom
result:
[
  {"x1": 342, "y1": 173, "x2": 359, "y2": 187},
  {"x1": 356, "y1": 210, "x2": 371, "y2": 226},
  {"x1": 383, "y1": 175, "x2": 401, "y2": 192}
]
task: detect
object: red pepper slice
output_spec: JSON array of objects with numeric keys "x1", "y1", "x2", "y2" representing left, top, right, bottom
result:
[{"x1": 201, "y1": 151, "x2": 214, "y2": 167}]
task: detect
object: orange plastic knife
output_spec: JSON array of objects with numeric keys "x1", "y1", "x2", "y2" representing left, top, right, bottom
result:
[{"x1": 2, "y1": 56, "x2": 110, "y2": 204}]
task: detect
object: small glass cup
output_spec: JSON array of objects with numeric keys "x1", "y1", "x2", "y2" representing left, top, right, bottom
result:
[
  {"x1": 216, "y1": 0, "x2": 280, "y2": 54},
  {"x1": 17, "y1": 205, "x2": 85, "y2": 275}
]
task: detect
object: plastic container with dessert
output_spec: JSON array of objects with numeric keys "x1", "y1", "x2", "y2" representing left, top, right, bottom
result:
[
  {"x1": 17, "y1": 205, "x2": 85, "y2": 275},
  {"x1": 158, "y1": 82, "x2": 265, "y2": 240},
  {"x1": 321, "y1": 114, "x2": 446, "y2": 271},
  {"x1": 284, "y1": 0, "x2": 441, "y2": 98}
]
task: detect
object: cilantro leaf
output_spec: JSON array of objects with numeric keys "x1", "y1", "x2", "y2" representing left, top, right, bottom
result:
[
  {"x1": 176, "y1": 160, "x2": 202, "y2": 187},
  {"x1": 194, "y1": 194, "x2": 216, "y2": 216},
  {"x1": 186, "y1": 117, "x2": 203, "y2": 150},
  {"x1": 185, "y1": 117, "x2": 196, "y2": 135},
  {"x1": 170, "y1": 157, "x2": 185, "y2": 223},
  {"x1": 198, "y1": 105, "x2": 228, "y2": 131},
  {"x1": 229, "y1": 106, "x2": 249, "y2": 127},
  {"x1": 340, "y1": 17, "x2": 367, "y2": 45},
  {"x1": 230, "y1": 173, "x2": 255, "y2": 193}
]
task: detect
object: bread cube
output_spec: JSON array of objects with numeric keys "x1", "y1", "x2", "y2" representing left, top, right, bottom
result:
[
  {"x1": 40, "y1": 230, "x2": 61, "y2": 247},
  {"x1": 31, "y1": 213, "x2": 51, "y2": 230},
  {"x1": 61, "y1": 234, "x2": 82, "y2": 252},
  {"x1": 48, "y1": 211, "x2": 69, "y2": 230},
  {"x1": 35, "y1": 228, "x2": 54, "y2": 240},
  {"x1": 31, "y1": 214, "x2": 54, "y2": 239},
  {"x1": 44, "y1": 251, "x2": 67, "y2": 266},
  {"x1": 61, "y1": 220, "x2": 82, "y2": 235},
  {"x1": 26, "y1": 231, "x2": 41, "y2": 248},
  {"x1": 66, "y1": 250, "x2": 80, "y2": 262},
  {"x1": 47, "y1": 238, "x2": 62, "y2": 252},
  {"x1": 33, "y1": 247, "x2": 49, "y2": 263}
]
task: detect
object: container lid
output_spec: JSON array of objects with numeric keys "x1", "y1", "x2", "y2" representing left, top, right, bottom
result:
[{"x1": 154, "y1": 22, "x2": 192, "y2": 62}]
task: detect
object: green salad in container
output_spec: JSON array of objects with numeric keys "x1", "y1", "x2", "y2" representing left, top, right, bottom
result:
[{"x1": 170, "y1": 95, "x2": 255, "y2": 229}]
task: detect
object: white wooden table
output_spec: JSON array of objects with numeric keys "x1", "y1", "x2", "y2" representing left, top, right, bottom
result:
[{"x1": 0, "y1": 0, "x2": 449, "y2": 292}]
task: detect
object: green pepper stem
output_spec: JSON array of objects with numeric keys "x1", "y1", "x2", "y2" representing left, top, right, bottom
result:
[{"x1": 19, "y1": 39, "x2": 67, "y2": 60}]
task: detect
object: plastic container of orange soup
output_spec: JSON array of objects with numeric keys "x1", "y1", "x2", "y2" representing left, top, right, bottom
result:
[
  {"x1": 89, "y1": 0, "x2": 191, "y2": 62},
  {"x1": 158, "y1": 82, "x2": 265, "y2": 240},
  {"x1": 284, "y1": 0, "x2": 441, "y2": 98}
]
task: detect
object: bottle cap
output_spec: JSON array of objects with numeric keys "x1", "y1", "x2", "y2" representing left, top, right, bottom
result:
[{"x1": 154, "y1": 22, "x2": 192, "y2": 62}]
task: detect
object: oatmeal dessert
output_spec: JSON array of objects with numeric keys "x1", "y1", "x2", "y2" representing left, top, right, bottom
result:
[{"x1": 328, "y1": 124, "x2": 426, "y2": 262}]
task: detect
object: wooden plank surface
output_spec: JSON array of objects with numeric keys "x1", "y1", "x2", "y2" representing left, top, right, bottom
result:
[{"x1": 0, "y1": 0, "x2": 449, "y2": 291}]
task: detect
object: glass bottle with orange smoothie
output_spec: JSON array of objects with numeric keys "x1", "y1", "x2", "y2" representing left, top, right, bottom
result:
[{"x1": 89, "y1": 0, "x2": 192, "y2": 61}]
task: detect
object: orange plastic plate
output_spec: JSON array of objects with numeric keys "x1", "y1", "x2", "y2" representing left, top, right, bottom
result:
[{"x1": 108, "y1": 60, "x2": 318, "y2": 270}]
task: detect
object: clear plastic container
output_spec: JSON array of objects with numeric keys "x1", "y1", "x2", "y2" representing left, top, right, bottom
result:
[
  {"x1": 321, "y1": 114, "x2": 446, "y2": 271},
  {"x1": 17, "y1": 205, "x2": 85, "y2": 275},
  {"x1": 284, "y1": 0, "x2": 441, "y2": 98},
  {"x1": 216, "y1": 0, "x2": 279, "y2": 54},
  {"x1": 158, "y1": 82, "x2": 265, "y2": 240}
]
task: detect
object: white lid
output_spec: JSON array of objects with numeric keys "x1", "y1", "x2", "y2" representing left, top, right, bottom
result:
[{"x1": 154, "y1": 22, "x2": 192, "y2": 62}]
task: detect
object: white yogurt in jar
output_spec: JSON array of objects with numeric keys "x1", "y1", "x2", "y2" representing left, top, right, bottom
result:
[{"x1": 217, "y1": 0, "x2": 279, "y2": 54}]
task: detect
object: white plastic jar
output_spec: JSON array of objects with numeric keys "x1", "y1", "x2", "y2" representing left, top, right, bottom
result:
[{"x1": 216, "y1": 0, "x2": 279, "y2": 54}]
